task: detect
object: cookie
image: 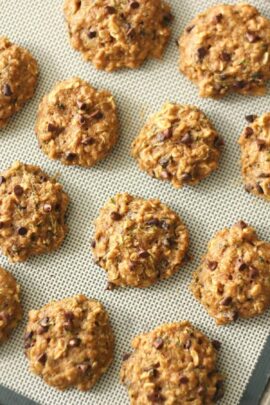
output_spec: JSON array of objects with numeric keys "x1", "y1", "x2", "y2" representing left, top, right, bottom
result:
[
  {"x1": 63, "y1": 0, "x2": 172, "y2": 71},
  {"x1": 35, "y1": 77, "x2": 118, "y2": 167},
  {"x1": 0, "y1": 37, "x2": 38, "y2": 128},
  {"x1": 239, "y1": 113, "x2": 270, "y2": 201},
  {"x1": 25, "y1": 295, "x2": 114, "y2": 390},
  {"x1": 179, "y1": 4, "x2": 270, "y2": 98},
  {"x1": 131, "y1": 103, "x2": 223, "y2": 188},
  {"x1": 0, "y1": 161, "x2": 69, "y2": 263},
  {"x1": 92, "y1": 193, "x2": 189, "y2": 288},
  {"x1": 0, "y1": 267, "x2": 22, "y2": 343},
  {"x1": 191, "y1": 221, "x2": 270, "y2": 325},
  {"x1": 121, "y1": 321, "x2": 224, "y2": 404}
]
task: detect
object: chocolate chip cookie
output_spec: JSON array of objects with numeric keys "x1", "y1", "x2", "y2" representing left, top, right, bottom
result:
[
  {"x1": 92, "y1": 193, "x2": 189, "y2": 288},
  {"x1": 131, "y1": 103, "x2": 223, "y2": 188},
  {"x1": 239, "y1": 113, "x2": 270, "y2": 201},
  {"x1": 0, "y1": 161, "x2": 69, "y2": 263},
  {"x1": 0, "y1": 267, "x2": 22, "y2": 343},
  {"x1": 35, "y1": 77, "x2": 118, "y2": 167},
  {"x1": 121, "y1": 321, "x2": 224, "y2": 404},
  {"x1": 191, "y1": 222, "x2": 270, "y2": 325},
  {"x1": 179, "y1": 4, "x2": 270, "y2": 98},
  {"x1": 25, "y1": 295, "x2": 114, "y2": 390},
  {"x1": 0, "y1": 37, "x2": 38, "y2": 128},
  {"x1": 63, "y1": 0, "x2": 172, "y2": 71}
]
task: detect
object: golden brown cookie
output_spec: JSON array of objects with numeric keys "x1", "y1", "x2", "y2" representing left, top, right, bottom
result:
[
  {"x1": 0, "y1": 267, "x2": 22, "y2": 343},
  {"x1": 179, "y1": 4, "x2": 270, "y2": 98},
  {"x1": 24, "y1": 295, "x2": 114, "y2": 390},
  {"x1": 191, "y1": 221, "x2": 270, "y2": 325},
  {"x1": 35, "y1": 77, "x2": 118, "y2": 167},
  {"x1": 131, "y1": 103, "x2": 223, "y2": 188},
  {"x1": 0, "y1": 161, "x2": 69, "y2": 263},
  {"x1": 0, "y1": 37, "x2": 38, "y2": 128},
  {"x1": 121, "y1": 321, "x2": 224, "y2": 404},
  {"x1": 239, "y1": 113, "x2": 270, "y2": 201},
  {"x1": 63, "y1": 0, "x2": 172, "y2": 71},
  {"x1": 92, "y1": 193, "x2": 189, "y2": 288}
]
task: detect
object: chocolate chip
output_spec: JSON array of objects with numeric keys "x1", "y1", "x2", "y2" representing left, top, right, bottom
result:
[
  {"x1": 2, "y1": 84, "x2": 12, "y2": 97},
  {"x1": 212, "y1": 340, "x2": 221, "y2": 350},
  {"x1": 48, "y1": 123, "x2": 64, "y2": 134},
  {"x1": 213, "y1": 13, "x2": 223, "y2": 24},
  {"x1": 246, "y1": 31, "x2": 260, "y2": 43},
  {"x1": 64, "y1": 311, "x2": 74, "y2": 321},
  {"x1": 237, "y1": 220, "x2": 248, "y2": 229},
  {"x1": 130, "y1": 1, "x2": 140, "y2": 9},
  {"x1": 245, "y1": 127, "x2": 254, "y2": 137},
  {"x1": 106, "y1": 6, "x2": 116, "y2": 14},
  {"x1": 180, "y1": 132, "x2": 193, "y2": 145},
  {"x1": 18, "y1": 227, "x2": 27, "y2": 236},
  {"x1": 147, "y1": 392, "x2": 165, "y2": 403},
  {"x1": 236, "y1": 259, "x2": 247, "y2": 271},
  {"x1": 213, "y1": 381, "x2": 224, "y2": 401},
  {"x1": 14, "y1": 185, "x2": 24, "y2": 196},
  {"x1": 214, "y1": 136, "x2": 224, "y2": 148},
  {"x1": 257, "y1": 140, "x2": 266, "y2": 151},
  {"x1": 221, "y1": 296, "x2": 232, "y2": 306},
  {"x1": 68, "y1": 338, "x2": 81, "y2": 347},
  {"x1": 257, "y1": 183, "x2": 264, "y2": 194},
  {"x1": 66, "y1": 152, "x2": 77, "y2": 161},
  {"x1": 162, "y1": 13, "x2": 173, "y2": 26},
  {"x1": 220, "y1": 74, "x2": 228, "y2": 81},
  {"x1": 87, "y1": 30, "x2": 97, "y2": 39},
  {"x1": 156, "y1": 128, "x2": 173, "y2": 142},
  {"x1": 198, "y1": 386, "x2": 205, "y2": 395},
  {"x1": 106, "y1": 282, "x2": 115, "y2": 291},
  {"x1": 220, "y1": 51, "x2": 231, "y2": 62},
  {"x1": 126, "y1": 26, "x2": 136, "y2": 38},
  {"x1": 153, "y1": 337, "x2": 163, "y2": 350},
  {"x1": 91, "y1": 240, "x2": 96, "y2": 248},
  {"x1": 122, "y1": 353, "x2": 131, "y2": 361},
  {"x1": 186, "y1": 25, "x2": 194, "y2": 33},
  {"x1": 82, "y1": 137, "x2": 95, "y2": 146},
  {"x1": 38, "y1": 353, "x2": 47, "y2": 365},
  {"x1": 39, "y1": 317, "x2": 50, "y2": 328},
  {"x1": 110, "y1": 212, "x2": 122, "y2": 221},
  {"x1": 252, "y1": 72, "x2": 263, "y2": 80},
  {"x1": 89, "y1": 110, "x2": 104, "y2": 120},
  {"x1": 245, "y1": 114, "x2": 257, "y2": 123},
  {"x1": 146, "y1": 219, "x2": 162, "y2": 227},
  {"x1": 159, "y1": 157, "x2": 170, "y2": 168},
  {"x1": 43, "y1": 204, "x2": 52, "y2": 213},
  {"x1": 198, "y1": 47, "x2": 208, "y2": 61},
  {"x1": 139, "y1": 250, "x2": 150, "y2": 259},
  {"x1": 181, "y1": 173, "x2": 192, "y2": 182},
  {"x1": 208, "y1": 261, "x2": 218, "y2": 271},
  {"x1": 37, "y1": 325, "x2": 49, "y2": 334},
  {"x1": 0, "y1": 222, "x2": 4, "y2": 229},
  {"x1": 235, "y1": 80, "x2": 247, "y2": 89},
  {"x1": 0, "y1": 176, "x2": 6, "y2": 185},
  {"x1": 249, "y1": 266, "x2": 259, "y2": 279},
  {"x1": 179, "y1": 376, "x2": 189, "y2": 384},
  {"x1": 77, "y1": 101, "x2": 88, "y2": 110},
  {"x1": 77, "y1": 362, "x2": 92, "y2": 374}
]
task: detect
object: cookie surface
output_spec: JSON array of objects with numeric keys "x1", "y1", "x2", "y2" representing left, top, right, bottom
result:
[
  {"x1": 0, "y1": 161, "x2": 69, "y2": 263},
  {"x1": 121, "y1": 321, "x2": 224, "y2": 404},
  {"x1": 0, "y1": 267, "x2": 22, "y2": 343},
  {"x1": 25, "y1": 295, "x2": 114, "y2": 390},
  {"x1": 63, "y1": 0, "x2": 172, "y2": 71},
  {"x1": 0, "y1": 37, "x2": 38, "y2": 128},
  {"x1": 92, "y1": 193, "x2": 189, "y2": 288},
  {"x1": 239, "y1": 113, "x2": 270, "y2": 201},
  {"x1": 35, "y1": 77, "x2": 118, "y2": 167},
  {"x1": 191, "y1": 222, "x2": 270, "y2": 325},
  {"x1": 179, "y1": 3, "x2": 270, "y2": 98},
  {"x1": 131, "y1": 103, "x2": 223, "y2": 188}
]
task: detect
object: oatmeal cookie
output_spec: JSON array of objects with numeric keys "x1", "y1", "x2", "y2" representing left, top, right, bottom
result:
[
  {"x1": 0, "y1": 161, "x2": 69, "y2": 263},
  {"x1": 121, "y1": 321, "x2": 224, "y2": 404},
  {"x1": 0, "y1": 37, "x2": 38, "y2": 128},
  {"x1": 25, "y1": 295, "x2": 114, "y2": 390},
  {"x1": 0, "y1": 267, "x2": 22, "y2": 343},
  {"x1": 131, "y1": 103, "x2": 223, "y2": 188},
  {"x1": 35, "y1": 77, "x2": 118, "y2": 167},
  {"x1": 179, "y1": 3, "x2": 270, "y2": 98},
  {"x1": 92, "y1": 193, "x2": 189, "y2": 288},
  {"x1": 239, "y1": 113, "x2": 270, "y2": 201},
  {"x1": 63, "y1": 0, "x2": 172, "y2": 71},
  {"x1": 191, "y1": 221, "x2": 270, "y2": 325}
]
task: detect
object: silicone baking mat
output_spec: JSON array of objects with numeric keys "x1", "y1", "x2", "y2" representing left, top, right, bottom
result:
[{"x1": 0, "y1": 0, "x2": 270, "y2": 404}]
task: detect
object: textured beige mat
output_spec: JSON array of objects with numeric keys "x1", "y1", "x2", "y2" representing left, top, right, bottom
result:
[{"x1": 0, "y1": 0, "x2": 270, "y2": 404}]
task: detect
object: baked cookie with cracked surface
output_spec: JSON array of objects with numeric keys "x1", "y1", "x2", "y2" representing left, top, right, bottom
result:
[
  {"x1": 0, "y1": 161, "x2": 69, "y2": 263},
  {"x1": 63, "y1": 0, "x2": 172, "y2": 72},
  {"x1": 179, "y1": 3, "x2": 270, "y2": 98},
  {"x1": 131, "y1": 103, "x2": 223, "y2": 188},
  {"x1": 24, "y1": 295, "x2": 114, "y2": 390},
  {"x1": 92, "y1": 193, "x2": 189, "y2": 288},
  {"x1": 0, "y1": 37, "x2": 38, "y2": 128},
  {"x1": 35, "y1": 77, "x2": 118, "y2": 167},
  {"x1": 121, "y1": 321, "x2": 224, "y2": 404},
  {"x1": 239, "y1": 113, "x2": 270, "y2": 201},
  {"x1": 191, "y1": 221, "x2": 270, "y2": 325},
  {"x1": 0, "y1": 267, "x2": 22, "y2": 343}
]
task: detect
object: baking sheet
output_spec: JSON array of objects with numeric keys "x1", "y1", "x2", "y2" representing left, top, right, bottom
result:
[{"x1": 0, "y1": 0, "x2": 270, "y2": 404}]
